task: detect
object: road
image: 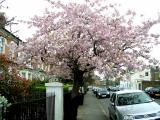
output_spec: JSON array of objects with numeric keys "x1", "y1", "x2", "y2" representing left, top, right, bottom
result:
[{"x1": 77, "y1": 90, "x2": 160, "y2": 120}]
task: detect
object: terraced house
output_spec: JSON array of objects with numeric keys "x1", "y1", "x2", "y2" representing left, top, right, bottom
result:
[
  {"x1": 0, "y1": 13, "x2": 57, "y2": 82},
  {"x1": 0, "y1": 13, "x2": 33, "y2": 81},
  {"x1": 0, "y1": 14, "x2": 21, "y2": 56},
  {"x1": 120, "y1": 66, "x2": 160, "y2": 90},
  {"x1": 0, "y1": 26, "x2": 55, "y2": 81},
  {"x1": 0, "y1": 27, "x2": 21, "y2": 55}
]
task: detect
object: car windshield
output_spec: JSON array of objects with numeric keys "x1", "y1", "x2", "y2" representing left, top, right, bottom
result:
[
  {"x1": 100, "y1": 90, "x2": 107, "y2": 92},
  {"x1": 99, "y1": 89, "x2": 107, "y2": 92},
  {"x1": 117, "y1": 92, "x2": 153, "y2": 106}
]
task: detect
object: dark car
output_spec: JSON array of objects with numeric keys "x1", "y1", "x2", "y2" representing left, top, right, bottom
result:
[
  {"x1": 93, "y1": 87, "x2": 100, "y2": 95},
  {"x1": 96, "y1": 88, "x2": 110, "y2": 99},
  {"x1": 145, "y1": 87, "x2": 160, "y2": 98}
]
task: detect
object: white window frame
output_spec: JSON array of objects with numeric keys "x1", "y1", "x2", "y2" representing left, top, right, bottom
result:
[
  {"x1": 0, "y1": 36, "x2": 6, "y2": 54},
  {"x1": 21, "y1": 72, "x2": 26, "y2": 78}
]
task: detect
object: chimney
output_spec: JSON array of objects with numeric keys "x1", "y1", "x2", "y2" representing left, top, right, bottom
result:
[{"x1": 0, "y1": 12, "x2": 6, "y2": 28}]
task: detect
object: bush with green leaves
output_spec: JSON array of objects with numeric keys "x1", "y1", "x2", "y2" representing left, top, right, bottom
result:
[
  {"x1": 63, "y1": 83, "x2": 73, "y2": 93},
  {"x1": 28, "y1": 79, "x2": 48, "y2": 92}
]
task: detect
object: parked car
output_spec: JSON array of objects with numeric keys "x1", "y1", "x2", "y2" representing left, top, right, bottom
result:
[
  {"x1": 87, "y1": 86, "x2": 92, "y2": 90},
  {"x1": 145, "y1": 87, "x2": 160, "y2": 98},
  {"x1": 93, "y1": 87, "x2": 100, "y2": 94},
  {"x1": 96, "y1": 88, "x2": 110, "y2": 99},
  {"x1": 108, "y1": 90, "x2": 160, "y2": 120},
  {"x1": 109, "y1": 86, "x2": 121, "y2": 96}
]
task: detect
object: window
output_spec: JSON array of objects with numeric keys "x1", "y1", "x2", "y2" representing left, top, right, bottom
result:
[
  {"x1": 28, "y1": 73, "x2": 32, "y2": 80},
  {"x1": 21, "y1": 72, "x2": 26, "y2": 78},
  {"x1": 145, "y1": 72, "x2": 149, "y2": 76},
  {"x1": 117, "y1": 92, "x2": 152, "y2": 106},
  {"x1": 0, "y1": 36, "x2": 5, "y2": 53}
]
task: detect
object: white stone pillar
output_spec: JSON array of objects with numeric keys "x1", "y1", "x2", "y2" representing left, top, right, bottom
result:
[{"x1": 45, "y1": 82, "x2": 63, "y2": 120}]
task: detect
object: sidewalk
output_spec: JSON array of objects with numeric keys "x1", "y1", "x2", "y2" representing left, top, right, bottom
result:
[{"x1": 77, "y1": 91, "x2": 108, "y2": 120}]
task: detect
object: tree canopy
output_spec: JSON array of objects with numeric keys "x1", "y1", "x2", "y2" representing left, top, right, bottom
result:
[{"x1": 17, "y1": 0, "x2": 159, "y2": 97}]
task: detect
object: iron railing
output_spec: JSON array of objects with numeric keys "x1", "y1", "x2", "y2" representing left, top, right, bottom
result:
[{"x1": 1, "y1": 92, "x2": 55, "y2": 120}]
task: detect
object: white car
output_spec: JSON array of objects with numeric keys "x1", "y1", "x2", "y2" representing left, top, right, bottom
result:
[{"x1": 108, "y1": 90, "x2": 160, "y2": 120}]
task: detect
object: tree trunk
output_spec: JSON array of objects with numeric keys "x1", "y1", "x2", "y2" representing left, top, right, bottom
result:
[
  {"x1": 69, "y1": 69, "x2": 84, "y2": 120},
  {"x1": 71, "y1": 69, "x2": 84, "y2": 98}
]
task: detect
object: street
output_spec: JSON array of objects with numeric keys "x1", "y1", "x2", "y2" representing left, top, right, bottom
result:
[{"x1": 77, "y1": 90, "x2": 160, "y2": 120}]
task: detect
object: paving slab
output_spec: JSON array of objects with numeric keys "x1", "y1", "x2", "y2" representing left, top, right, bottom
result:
[{"x1": 77, "y1": 91, "x2": 108, "y2": 120}]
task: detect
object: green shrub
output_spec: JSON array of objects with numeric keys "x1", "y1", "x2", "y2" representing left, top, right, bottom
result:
[
  {"x1": 64, "y1": 84, "x2": 73, "y2": 92},
  {"x1": 34, "y1": 86, "x2": 46, "y2": 91},
  {"x1": 28, "y1": 79, "x2": 47, "y2": 92}
]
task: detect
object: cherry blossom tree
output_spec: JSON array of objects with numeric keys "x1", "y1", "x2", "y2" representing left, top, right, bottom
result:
[
  {"x1": 0, "y1": 0, "x2": 18, "y2": 29},
  {"x1": 18, "y1": 0, "x2": 159, "y2": 98},
  {"x1": 0, "y1": 0, "x2": 6, "y2": 8}
]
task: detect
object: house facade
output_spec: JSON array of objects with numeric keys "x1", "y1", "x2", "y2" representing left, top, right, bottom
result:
[
  {"x1": 0, "y1": 27, "x2": 21, "y2": 58},
  {"x1": 0, "y1": 18, "x2": 47, "y2": 81},
  {"x1": 0, "y1": 13, "x2": 57, "y2": 82},
  {"x1": 19, "y1": 67, "x2": 58, "y2": 82},
  {"x1": 120, "y1": 68, "x2": 151, "y2": 90}
]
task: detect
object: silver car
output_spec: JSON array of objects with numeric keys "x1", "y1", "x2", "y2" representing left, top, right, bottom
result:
[{"x1": 108, "y1": 90, "x2": 160, "y2": 120}]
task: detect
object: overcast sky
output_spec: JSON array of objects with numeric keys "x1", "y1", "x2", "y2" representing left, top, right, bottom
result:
[{"x1": 2, "y1": 0, "x2": 160, "y2": 60}]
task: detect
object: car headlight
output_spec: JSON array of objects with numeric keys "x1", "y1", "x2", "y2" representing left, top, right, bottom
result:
[
  {"x1": 98, "y1": 93, "x2": 101, "y2": 95},
  {"x1": 157, "y1": 111, "x2": 160, "y2": 116},
  {"x1": 124, "y1": 115, "x2": 134, "y2": 120}
]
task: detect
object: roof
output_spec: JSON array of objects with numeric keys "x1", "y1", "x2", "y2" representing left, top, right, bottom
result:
[
  {"x1": 0, "y1": 27, "x2": 22, "y2": 45},
  {"x1": 115, "y1": 90, "x2": 143, "y2": 94}
]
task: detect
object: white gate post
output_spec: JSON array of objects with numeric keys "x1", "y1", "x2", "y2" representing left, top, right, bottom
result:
[{"x1": 45, "y1": 82, "x2": 63, "y2": 120}]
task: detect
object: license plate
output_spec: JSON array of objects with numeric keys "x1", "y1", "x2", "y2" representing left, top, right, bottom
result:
[
  {"x1": 155, "y1": 94, "x2": 160, "y2": 96},
  {"x1": 102, "y1": 95, "x2": 106, "y2": 97}
]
